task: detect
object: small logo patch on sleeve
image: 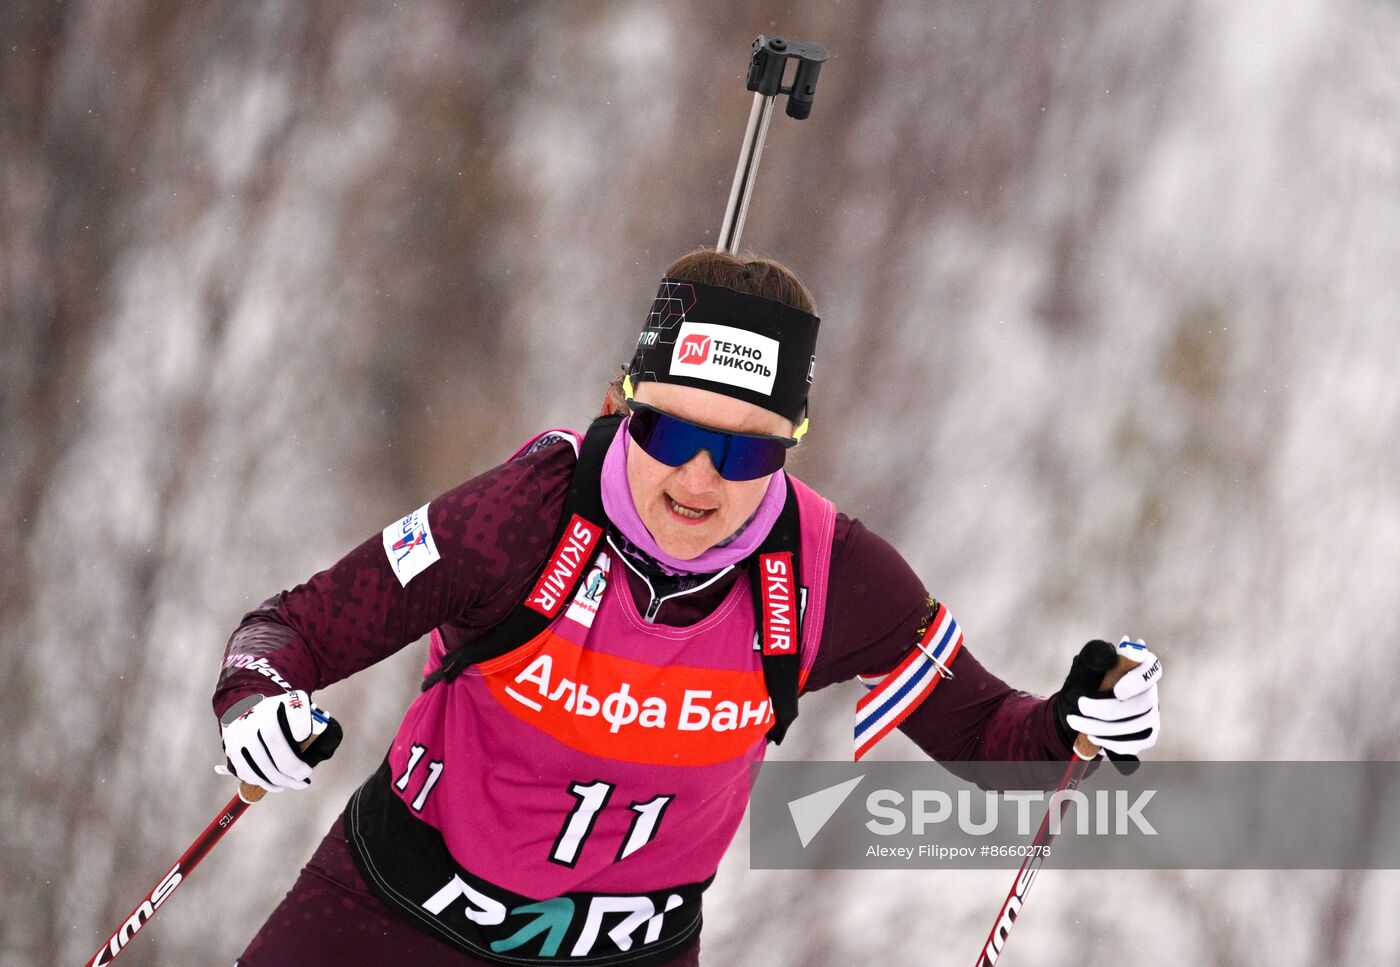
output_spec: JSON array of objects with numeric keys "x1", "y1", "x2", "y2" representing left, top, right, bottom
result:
[{"x1": 382, "y1": 502, "x2": 441, "y2": 588}]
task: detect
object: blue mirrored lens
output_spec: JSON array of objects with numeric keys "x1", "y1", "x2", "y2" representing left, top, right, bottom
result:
[{"x1": 628, "y1": 408, "x2": 787, "y2": 481}]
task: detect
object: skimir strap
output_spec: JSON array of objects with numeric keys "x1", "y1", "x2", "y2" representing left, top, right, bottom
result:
[
  {"x1": 750, "y1": 476, "x2": 802, "y2": 744},
  {"x1": 422, "y1": 413, "x2": 802, "y2": 744},
  {"x1": 421, "y1": 415, "x2": 620, "y2": 691}
]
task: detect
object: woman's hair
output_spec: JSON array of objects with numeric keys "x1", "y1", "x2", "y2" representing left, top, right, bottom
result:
[{"x1": 602, "y1": 249, "x2": 816, "y2": 415}]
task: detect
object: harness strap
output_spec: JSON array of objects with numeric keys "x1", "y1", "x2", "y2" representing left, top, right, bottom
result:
[
  {"x1": 422, "y1": 415, "x2": 619, "y2": 690},
  {"x1": 751, "y1": 477, "x2": 802, "y2": 744}
]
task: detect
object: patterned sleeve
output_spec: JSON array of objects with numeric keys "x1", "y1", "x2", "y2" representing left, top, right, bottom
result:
[
  {"x1": 805, "y1": 515, "x2": 1073, "y2": 764},
  {"x1": 211, "y1": 440, "x2": 574, "y2": 721}
]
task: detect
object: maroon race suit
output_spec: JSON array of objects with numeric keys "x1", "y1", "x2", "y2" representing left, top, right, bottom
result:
[{"x1": 215, "y1": 438, "x2": 1072, "y2": 966}]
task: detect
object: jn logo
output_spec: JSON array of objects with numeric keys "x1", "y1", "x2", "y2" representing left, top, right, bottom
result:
[{"x1": 677, "y1": 334, "x2": 711, "y2": 364}]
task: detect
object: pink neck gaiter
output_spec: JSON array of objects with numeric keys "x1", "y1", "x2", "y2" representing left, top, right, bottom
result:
[{"x1": 599, "y1": 416, "x2": 787, "y2": 575}]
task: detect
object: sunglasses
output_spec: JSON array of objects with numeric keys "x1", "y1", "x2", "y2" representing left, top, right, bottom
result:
[{"x1": 626, "y1": 401, "x2": 797, "y2": 481}]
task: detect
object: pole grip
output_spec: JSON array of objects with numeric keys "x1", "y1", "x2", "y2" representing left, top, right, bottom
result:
[
  {"x1": 237, "y1": 712, "x2": 340, "y2": 803},
  {"x1": 1071, "y1": 654, "x2": 1140, "y2": 759}
]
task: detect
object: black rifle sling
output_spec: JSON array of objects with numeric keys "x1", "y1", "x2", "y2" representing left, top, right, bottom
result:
[
  {"x1": 423, "y1": 413, "x2": 802, "y2": 745},
  {"x1": 422, "y1": 415, "x2": 620, "y2": 691},
  {"x1": 750, "y1": 477, "x2": 802, "y2": 744}
]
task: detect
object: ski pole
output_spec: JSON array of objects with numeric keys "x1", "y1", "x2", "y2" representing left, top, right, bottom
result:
[
  {"x1": 972, "y1": 656, "x2": 1140, "y2": 967},
  {"x1": 716, "y1": 34, "x2": 828, "y2": 254},
  {"x1": 83, "y1": 707, "x2": 341, "y2": 967}
]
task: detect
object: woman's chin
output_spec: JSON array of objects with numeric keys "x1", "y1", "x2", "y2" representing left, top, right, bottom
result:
[
  {"x1": 654, "y1": 532, "x2": 713, "y2": 561},
  {"x1": 649, "y1": 519, "x2": 720, "y2": 561}
]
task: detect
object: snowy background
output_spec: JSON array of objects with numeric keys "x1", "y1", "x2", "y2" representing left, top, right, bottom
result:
[{"x1": 4, "y1": 1, "x2": 1399, "y2": 964}]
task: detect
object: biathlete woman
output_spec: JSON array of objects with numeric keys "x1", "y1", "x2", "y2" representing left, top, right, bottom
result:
[{"x1": 214, "y1": 249, "x2": 1163, "y2": 966}]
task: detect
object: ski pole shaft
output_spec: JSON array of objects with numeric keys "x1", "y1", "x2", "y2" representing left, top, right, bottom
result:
[
  {"x1": 84, "y1": 792, "x2": 251, "y2": 967},
  {"x1": 972, "y1": 755, "x2": 1087, "y2": 967},
  {"x1": 972, "y1": 656, "x2": 1139, "y2": 967},
  {"x1": 83, "y1": 708, "x2": 335, "y2": 967}
]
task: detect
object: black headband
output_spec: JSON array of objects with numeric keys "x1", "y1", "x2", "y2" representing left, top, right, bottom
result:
[{"x1": 626, "y1": 277, "x2": 820, "y2": 425}]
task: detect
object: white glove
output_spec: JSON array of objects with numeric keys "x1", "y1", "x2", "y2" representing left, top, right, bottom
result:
[
  {"x1": 220, "y1": 691, "x2": 323, "y2": 792},
  {"x1": 1063, "y1": 638, "x2": 1163, "y2": 756}
]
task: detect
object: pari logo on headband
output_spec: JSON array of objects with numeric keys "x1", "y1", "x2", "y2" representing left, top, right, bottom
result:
[{"x1": 670, "y1": 322, "x2": 780, "y2": 396}]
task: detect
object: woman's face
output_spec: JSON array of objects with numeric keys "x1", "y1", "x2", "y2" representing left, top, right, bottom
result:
[{"x1": 626, "y1": 382, "x2": 795, "y2": 561}]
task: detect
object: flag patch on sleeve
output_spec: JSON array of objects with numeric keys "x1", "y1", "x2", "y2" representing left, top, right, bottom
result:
[
  {"x1": 382, "y1": 502, "x2": 441, "y2": 588},
  {"x1": 854, "y1": 601, "x2": 964, "y2": 761}
]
